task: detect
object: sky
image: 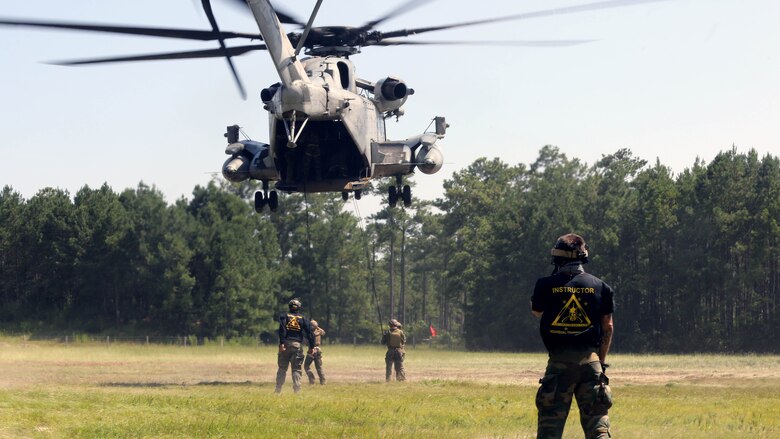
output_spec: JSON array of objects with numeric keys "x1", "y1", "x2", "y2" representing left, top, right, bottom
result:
[{"x1": 1, "y1": 0, "x2": 778, "y2": 213}]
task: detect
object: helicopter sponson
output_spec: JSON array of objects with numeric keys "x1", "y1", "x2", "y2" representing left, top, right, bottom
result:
[
  {"x1": 414, "y1": 133, "x2": 444, "y2": 175},
  {"x1": 221, "y1": 128, "x2": 278, "y2": 183}
]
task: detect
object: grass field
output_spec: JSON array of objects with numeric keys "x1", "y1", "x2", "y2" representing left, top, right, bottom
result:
[{"x1": 1, "y1": 337, "x2": 779, "y2": 438}]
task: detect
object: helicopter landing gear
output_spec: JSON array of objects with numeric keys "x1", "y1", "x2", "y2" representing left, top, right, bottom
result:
[
  {"x1": 342, "y1": 190, "x2": 362, "y2": 201},
  {"x1": 255, "y1": 181, "x2": 278, "y2": 212},
  {"x1": 254, "y1": 191, "x2": 266, "y2": 212},
  {"x1": 388, "y1": 175, "x2": 411, "y2": 208},
  {"x1": 388, "y1": 185, "x2": 398, "y2": 208},
  {"x1": 268, "y1": 190, "x2": 279, "y2": 212},
  {"x1": 283, "y1": 110, "x2": 310, "y2": 149}
]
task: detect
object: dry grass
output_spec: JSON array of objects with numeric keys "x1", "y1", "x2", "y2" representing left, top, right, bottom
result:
[
  {"x1": 1, "y1": 337, "x2": 779, "y2": 438},
  {"x1": 2, "y1": 339, "x2": 778, "y2": 388}
]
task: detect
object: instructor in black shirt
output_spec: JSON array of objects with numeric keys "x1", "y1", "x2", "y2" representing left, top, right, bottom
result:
[
  {"x1": 275, "y1": 298, "x2": 315, "y2": 394},
  {"x1": 531, "y1": 233, "x2": 614, "y2": 439}
]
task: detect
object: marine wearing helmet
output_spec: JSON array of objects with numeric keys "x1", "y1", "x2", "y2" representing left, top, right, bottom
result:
[
  {"x1": 275, "y1": 298, "x2": 315, "y2": 394},
  {"x1": 382, "y1": 318, "x2": 407, "y2": 381}
]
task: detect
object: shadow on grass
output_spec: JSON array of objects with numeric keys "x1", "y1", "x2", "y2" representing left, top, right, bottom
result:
[{"x1": 100, "y1": 380, "x2": 258, "y2": 388}]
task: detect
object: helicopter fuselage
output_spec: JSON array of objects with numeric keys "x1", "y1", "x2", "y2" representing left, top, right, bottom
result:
[
  {"x1": 267, "y1": 56, "x2": 381, "y2": 193},
  {"x1": 221, "y1": 0, "x2": 444, "y2": 202},
  {"x1": 223, "y1": 56, "x2": 443, "y2": 194}
]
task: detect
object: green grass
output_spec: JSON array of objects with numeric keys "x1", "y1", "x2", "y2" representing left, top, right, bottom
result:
[{"x1": 0, "y1": 338, "x2": 778, "y2": 438}]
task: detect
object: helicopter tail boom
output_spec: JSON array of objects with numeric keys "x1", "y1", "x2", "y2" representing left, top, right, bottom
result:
[{"x1": 246, "y1": 0, "x2": 308, "y2": 86}]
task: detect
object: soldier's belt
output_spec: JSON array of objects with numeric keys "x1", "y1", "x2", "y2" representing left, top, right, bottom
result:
[{"x1": 549, "y1": 349, "x2": 599, "y2": 364}]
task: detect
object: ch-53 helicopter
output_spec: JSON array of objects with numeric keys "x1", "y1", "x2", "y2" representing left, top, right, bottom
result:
[{"x1": 1, "y1": 0, "x2": 665, "y2": 212}]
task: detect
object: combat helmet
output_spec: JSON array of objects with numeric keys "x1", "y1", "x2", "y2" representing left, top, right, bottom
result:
[
  {"x1": 550, "y1": 233, "x2": 589, "y2": 266},
  {"x1": 389, "y1": 319, "x2": 402, "y2": 329},
  {"x1": 288, "y1": 298, "x2": 302, "y2": 312}
]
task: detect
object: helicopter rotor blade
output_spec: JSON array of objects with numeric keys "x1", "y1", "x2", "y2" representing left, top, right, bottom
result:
[
  {"x1": 381, "y1": 0, "x2": 670, "y2": 39},
  {"x1": 359, "y1": 0, "x2": 436, "y2": 31},
  {"x1": 373, "y1": 39, "x2": 596, "y2": 47},
  {"x1": 201, "y1": 0, "x2": 247, "y2": 99},
  {"x1": 220, "y1": 0, "x2": 305, "y2": 26},
  {"x1": 0, "y1": 18, "x2": 260, "y2": 41},
  {"x1": 48, "y1": 44, "x2": 267, "y2": 65},
  {"x1": 294, "y1": 0, "x2": 324, "y2": 56}
]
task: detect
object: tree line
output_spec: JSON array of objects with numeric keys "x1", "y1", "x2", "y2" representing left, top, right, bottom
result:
[{"x1": 1, "y1": 146, "x2": 778, "y2": 352}]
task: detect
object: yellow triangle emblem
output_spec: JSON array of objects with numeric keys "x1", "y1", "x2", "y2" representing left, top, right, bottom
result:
[
  {"x1": 551, "y1": 295, "x2": 592, "y2": 328},
  {"x1": 286, "y1": 315, "x2": 301, "y2": 331}
]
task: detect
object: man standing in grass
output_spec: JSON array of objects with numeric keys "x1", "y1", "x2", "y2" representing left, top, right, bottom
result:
[
  {"x1": 304, "y1": 319, "x2": 326, "y2": 385},
  {"x1": 381, "y1": 319, "x2": 406, "y2": 382},
  {"x1": 531, "y1": 234, "x2": 614, "y2": 439},
  {"x1": 275, "y1": 298, "x2": 315, "y2": 394}
]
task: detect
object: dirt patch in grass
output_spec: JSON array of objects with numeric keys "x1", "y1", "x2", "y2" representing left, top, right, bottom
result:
[{"x1": 1, "y1": 344, "x2": 778, "y2": 390}]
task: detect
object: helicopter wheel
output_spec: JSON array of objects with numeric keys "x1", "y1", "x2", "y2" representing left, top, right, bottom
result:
[
  {"x1": 268, "y1": 190, "x2": 279, "y2": 212},
  {"x1": 254, "y1": 191, "x2": 266, "y2": 212},
  {"x1": 355, "y1": 190, "x2": 362, "y2": 200},
  {"x1": 402, "y1": 185, "x2": 411, "y2": 207},
  {"x1": 388, "y1": 186, "x2": 398, "y2": 208},
  {"x1": 341, "y1": 191, "x2": 349, "y2": 202}
]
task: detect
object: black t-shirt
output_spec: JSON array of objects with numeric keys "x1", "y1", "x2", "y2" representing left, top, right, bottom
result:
[
  {"x1": 531, "y1": 271, "x2": 615, "y2": 352},
  {"x1": 278, "y1": 312, "x2": 315, "y2": 347}
]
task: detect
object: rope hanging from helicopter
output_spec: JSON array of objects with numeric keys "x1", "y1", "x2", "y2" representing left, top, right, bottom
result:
[
  {"x1": 350, "y1": 195, "x2": 385, "y2": 335},
  {"x1": 301, "y1": 181, "x2": 315, "y2": 316}
]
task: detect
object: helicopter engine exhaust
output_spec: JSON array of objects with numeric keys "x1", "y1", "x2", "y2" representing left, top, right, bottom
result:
[
  {"x1": 380, "y1": 78, "x2": 407, "y2": 100},
  {"x1": 374, "y1": 76, "x2": 412, "y2": 112},
  {"x1": 260, "y1": 82, "x2": 281, "y2": 103}
]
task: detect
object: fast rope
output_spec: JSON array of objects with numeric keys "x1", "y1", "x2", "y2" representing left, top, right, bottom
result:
[
  {"x1": 351, "y1": 196, "x2": 384, "y2": 334},
  {"x1": 302, "y1": 182, "x2": 315, "y2": 318}
]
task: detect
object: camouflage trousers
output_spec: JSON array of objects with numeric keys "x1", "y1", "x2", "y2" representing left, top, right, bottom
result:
[
  {"x1": 536, "y1": 350, "x2": 612, "y2": 439},
  {"x1": 275, "y1": 341, "x2": 305, "y2": 394},
  {"x1": 304, "y1": 350, "x2": 325, "y2": 384},
  {"x1": 385, "y1": 347, "x2": 406, "y2": 381}
]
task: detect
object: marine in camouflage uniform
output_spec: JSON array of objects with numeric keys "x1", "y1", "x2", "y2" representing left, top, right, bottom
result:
[
  {"x1": 531, "y1": 234, "x2": 615, "y2": 439},
  {"x1": 275, "y1": 299, "x2": 315, "y2": 394},
  {"x1": 381, "y1": 319, "x2": 406, "y2": 382},
  {"x1": 304, "y1": 319, "x2": 326, "y2": 385}
]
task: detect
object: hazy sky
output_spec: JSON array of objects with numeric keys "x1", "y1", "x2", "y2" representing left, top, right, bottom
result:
[{"x1": 1, "y1": 0, "x2": 778, "y2": 210}]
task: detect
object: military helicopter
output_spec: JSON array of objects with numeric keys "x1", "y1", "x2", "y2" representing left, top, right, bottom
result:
[{"x1": 1, "y1": 0, "x2": 665, "y2": 211}]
